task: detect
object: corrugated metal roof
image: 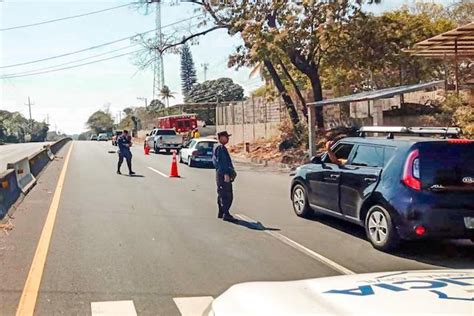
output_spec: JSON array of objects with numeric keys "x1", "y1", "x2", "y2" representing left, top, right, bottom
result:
[{"x1": 308, "y1": 80, "x2": 444, "y2": 107}]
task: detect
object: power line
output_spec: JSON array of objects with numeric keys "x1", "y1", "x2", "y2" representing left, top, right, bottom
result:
[
  {"x1": 0, "y1": 14, "x2": 203, "y2": 69},
  {"x1": 3, "y1": 44, "x2": 139, "y2": 77},
  {"x1": 1, "y1": 49, "x2": 145, "y2": 79},
  {"x1": 0, "y1": 3, "x2": 137, "y2": 32}
]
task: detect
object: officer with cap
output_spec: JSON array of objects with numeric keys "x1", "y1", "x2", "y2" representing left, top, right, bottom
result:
[
  {"x1": 212, "y1": 131, "x2": 236, "y2": 221},
  {"x1": 117, "y1": 130, "x2": 135, "y2": 176}
]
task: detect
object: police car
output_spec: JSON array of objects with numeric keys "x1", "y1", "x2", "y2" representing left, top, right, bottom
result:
[{"x1": 205, "y1": 270, "x2": 474, "y2": 315}]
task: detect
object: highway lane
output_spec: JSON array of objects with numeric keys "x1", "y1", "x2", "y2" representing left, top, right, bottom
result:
[
  {"x1": 0, "y1": 142, "x2": 52, "y2": 172},
  {"x1": 3, "y1": 140, "x2": 473, "y2": 315}
]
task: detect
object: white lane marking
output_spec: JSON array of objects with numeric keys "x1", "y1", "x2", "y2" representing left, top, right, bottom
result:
[
  {"x1": 91, "y1": 300, "x2": 137, "y2": 316},
  {"x1": 148, "y1": 166, "x2": 169, "y2": 178},
  {"x1": 235, "y1": 213, "x2": 355, "y2": 275},
  {"x1": 173, "y1": 296, "x2": 214, "y2": 316}
]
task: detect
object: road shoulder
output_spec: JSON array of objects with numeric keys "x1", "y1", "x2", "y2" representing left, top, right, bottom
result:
[{"x1": 0, "y1": 142, "x2": 71, "y2": 315}]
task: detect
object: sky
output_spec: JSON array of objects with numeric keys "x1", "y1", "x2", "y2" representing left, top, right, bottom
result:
[{"x1": 0, "y1": 0, "x2": 454, "y2": 134}]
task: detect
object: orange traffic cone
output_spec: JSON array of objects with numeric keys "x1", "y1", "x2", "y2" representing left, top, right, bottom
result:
[
  {"x1": 144, "y1": 144, "x2": 150, "y2": 155},
  {"x1": 169, "y1": 151, "x2": 180, "y2": 177}
]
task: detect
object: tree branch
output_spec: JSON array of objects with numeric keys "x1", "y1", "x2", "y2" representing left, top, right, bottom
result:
[{"x1": 158, "y1": 25, "x2": 227, "y2": 54}]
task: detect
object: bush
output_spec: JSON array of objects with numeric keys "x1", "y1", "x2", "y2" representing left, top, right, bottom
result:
[{"x1": 441, "y1": 94, "x2": 474, "y2": 138}]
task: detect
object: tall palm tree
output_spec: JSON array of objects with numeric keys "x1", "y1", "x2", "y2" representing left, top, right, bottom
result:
[{"x1": 160, "y1": 85, "x2": 176, "y2": 107}]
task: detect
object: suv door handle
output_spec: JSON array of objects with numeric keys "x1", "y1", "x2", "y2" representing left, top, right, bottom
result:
[
  {"x1": 330, "y1": 174, "x2": 340, "y2": 179},
  {"x1": 364, "y1": 177, "x2": 377, "y2": 182}
]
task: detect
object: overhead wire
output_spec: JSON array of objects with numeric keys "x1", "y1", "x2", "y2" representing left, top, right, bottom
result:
[
  {"x1": 1, "y1": 14, "x2": 204, "y2": 69},
  {"x1": 2, "y1": 44, "x2": 140, "y2": 77},
  {"x1": 0, "y1": 2, "x2": 138, "y2": 31},
  {"x1": 1, "y1": 49, "x2": 145, "y2": 79}
]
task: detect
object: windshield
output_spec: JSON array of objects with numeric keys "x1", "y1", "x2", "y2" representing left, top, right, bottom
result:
[{"x1": 1, "y1": 1, "x2": 473, "y2": 315}]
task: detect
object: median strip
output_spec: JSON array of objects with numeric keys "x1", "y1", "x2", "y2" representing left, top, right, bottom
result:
[{"x1": 235, "y1": 213, "x2": 355, "y2": 275}]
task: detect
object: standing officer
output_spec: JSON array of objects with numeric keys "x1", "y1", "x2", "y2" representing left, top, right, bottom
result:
[
  {"x1": 117, "y1": 130, "x2": 135, "y2": 176},
  {"x1": 212, "y1": 131, "x2": 236, "y2": 221}
]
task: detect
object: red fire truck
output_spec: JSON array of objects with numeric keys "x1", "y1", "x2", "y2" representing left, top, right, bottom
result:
[{"x1": 157, "y1": 114, "x2": 198, "y2": 134}]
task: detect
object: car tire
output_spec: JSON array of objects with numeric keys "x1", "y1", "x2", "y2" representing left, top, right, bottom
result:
[
  {"x1": 365, "y1": 205, "x2": 400, "y2": 251},
  {"x1": 179, "y1": 153, "x2": 183, "y2": 163},
  {"x1": 291, "y1": 184, "x2": 313, "y2": 218},
  {"x1": 154, "y1": 143, "x2": 160, "y2": 154}
]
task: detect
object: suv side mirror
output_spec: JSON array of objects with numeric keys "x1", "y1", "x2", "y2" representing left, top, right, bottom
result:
[
  {"x1": 146, "y1": 133, "x2": 149, "y2": 136},
  {"x1": 311, "y1": 155, "x2": 322, "y2": 164}
]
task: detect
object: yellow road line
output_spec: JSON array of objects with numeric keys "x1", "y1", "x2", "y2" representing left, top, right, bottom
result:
[{"x1": 16, "y1": 142, "x2": 74, "y2": 316}]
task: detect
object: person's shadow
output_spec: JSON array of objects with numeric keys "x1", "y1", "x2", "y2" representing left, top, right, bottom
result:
[{"x1": 229, "y1": 217, "x2": 280, "y2": 231}]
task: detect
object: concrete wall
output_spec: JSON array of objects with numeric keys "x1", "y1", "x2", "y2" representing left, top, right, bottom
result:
[{"x1": 216, "y1": 122, "x2": 281, "y2": 146}]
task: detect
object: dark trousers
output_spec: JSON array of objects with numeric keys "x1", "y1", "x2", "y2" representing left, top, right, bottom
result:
[
  {"x1": 216, "y1": 172, "x2": 233, "y2": 217},
  {"x1": 118, "y1": 151, "x2": 132, "y2": 173}
]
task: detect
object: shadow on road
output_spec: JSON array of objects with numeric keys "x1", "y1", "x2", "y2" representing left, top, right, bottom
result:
[
  {"x1": 117, "y1": 173, "x2": 145, "y2": 178},
  {"x1": 306, "y1": 213, "x2": 474, "y2": 269},
  {"x1": 229, "y1": 218, "x2": 280, "y2": 231}
]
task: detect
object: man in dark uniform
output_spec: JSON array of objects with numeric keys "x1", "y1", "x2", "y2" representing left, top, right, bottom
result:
[
  {"x1": 117, "y1": 130, "x2": 135, "y2": 176},
  {"x1": 212, "y1": 131, "x2": 236, "y2": 221}
]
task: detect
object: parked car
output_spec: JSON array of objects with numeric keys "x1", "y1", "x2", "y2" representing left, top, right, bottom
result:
[
  {"x1": 145, "y1": 128, "x2": 183, "y2": 153},
  {"x1": 206, "y1": 270, "x2": 474, "y2": 315},
  {"x1": 179, "y1": 138, "x2": 218, "y2": 167},
  {"x1": 290, "y1": 126, "x2": 474, "y2": 251},
  {"x1": 111, "y1": 130, "x2": 123, "y2": 146},
  {"x1": 97, "y1": 133, "x2": 108, "y2": 141},
  {"x1": 90, "y1": 134, "x2": 98, "y2": 141}
]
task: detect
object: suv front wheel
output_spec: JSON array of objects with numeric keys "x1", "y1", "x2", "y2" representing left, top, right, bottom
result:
[
  {"x1": 365, "y1": 205, "x2": 400, "y2": 251},
  {"x1": 292, "y1": 184, "x2": 312, "y2": 218}
]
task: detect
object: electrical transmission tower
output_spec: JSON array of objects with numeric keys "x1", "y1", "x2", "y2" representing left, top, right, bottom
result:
[{"x1": 149, "y1": 0, "x2": 164, "y2": 100}]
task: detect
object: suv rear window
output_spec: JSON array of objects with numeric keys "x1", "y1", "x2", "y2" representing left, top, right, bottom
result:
[
  {"x1": 420, "y1": 143, "x2": 474, "y2": 190},
  {"x1": 155, "y1": 129, "x2": 176, "y2": 136}
]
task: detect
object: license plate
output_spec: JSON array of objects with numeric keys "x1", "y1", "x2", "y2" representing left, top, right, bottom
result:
[{"x1": 464, "y1": 217, "x2": 474, "y2": 229}]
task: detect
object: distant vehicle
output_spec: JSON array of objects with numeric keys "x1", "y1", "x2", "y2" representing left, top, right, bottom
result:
[
  {"x1": 206, "y1": 270, "x2": 474, "y2": 315},
  {"x1": 145, "y1": 128, "x2": 183, "y2": 153},
  {"x1": 111, "y1": 130, "x2": 123, "y2": 146},
  {"x1": 179, "y1": 138, "x2": 218, "y2": 167},
  {"x1": 90, "y1": 134, "x2": 98, "y2": 141},
  {"x1": 157, "y1": 114, "x2": 197, "y2": 134},
  {"x1": 97, "y1": 133, "x2": 108, "y2": 141},
  {"x1": 290, "y1": 126, "x2": 474, "y2": 251}
]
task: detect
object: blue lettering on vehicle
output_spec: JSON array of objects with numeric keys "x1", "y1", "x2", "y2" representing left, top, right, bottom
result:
[{"x1": 324, "y1": 277, "x2": 474, "y2": 302}]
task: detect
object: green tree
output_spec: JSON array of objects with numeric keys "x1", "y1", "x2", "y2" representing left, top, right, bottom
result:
[
  {"x1": 86, "y1": 110, "x2": 114, "y2": 134},
  {"x1": 185, "y1": 78, "x2": 244, "y2": 103},
  {"x1": 160, "y1": 85, "x2": 176, "y2": 107},
  {"x1": 180, "y1": 42, "x2": 197, "y2": 97},
  {"x1": 322, "y1": 8, "x2": 455, "y2": 95}
]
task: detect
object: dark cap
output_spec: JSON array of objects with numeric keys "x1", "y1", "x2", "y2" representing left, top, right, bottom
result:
[
  {"x1": 123, "y1": 129, "x2": 129, "y2": 134},
  {"x1": 217, "y1": 131, "x2": 231, "y2": 138}
]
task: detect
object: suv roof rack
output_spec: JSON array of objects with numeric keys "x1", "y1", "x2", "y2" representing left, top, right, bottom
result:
[{"x1": 358, "y1": 126, "x2": 461, "y2": 139}]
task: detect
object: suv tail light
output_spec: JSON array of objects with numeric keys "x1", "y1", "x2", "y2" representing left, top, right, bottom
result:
[
  {"x1": 191, "y1": 150, "x2": 199, "y2": 157},
  {"x1": 402, "y1": 149, "x2": 421, "y2": 191}
]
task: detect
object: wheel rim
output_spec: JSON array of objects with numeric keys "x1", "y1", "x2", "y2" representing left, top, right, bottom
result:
[
  {"x1": 368, "y1": 210, "x2": 388, "y2": 244},
  {"x1": 292, "y1": 187, "x2": 306, "y2": 214}
]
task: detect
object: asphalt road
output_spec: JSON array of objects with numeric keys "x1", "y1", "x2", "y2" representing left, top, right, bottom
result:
[
  {"x1": 0, "y1": 142, "x2": 52, "y2": 172},
  {"x1": 1, "y1": 141, "x2": 473, "y2": 315}
]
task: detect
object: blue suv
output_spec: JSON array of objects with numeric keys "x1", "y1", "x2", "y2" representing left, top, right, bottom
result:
[{"x1": 291, "y1": 127, "x2": 474, "y2": 251}]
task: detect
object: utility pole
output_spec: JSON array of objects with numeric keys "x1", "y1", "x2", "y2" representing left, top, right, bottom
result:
[
  {"x1": 137, "y1": 97, "x2": 148, "y2": 107},
  {"x1": 201, "y1": 63, "x2": 209, "y2": 81},
  {"x1": 25, "y1": 96, "x2": 34, "y2": 121},
  {"x1": 149, "y1": 0, "x2": 164, "y2": 100},
  {"x1": 46, "y1": 113, "x2": 50, "y2": 125}
]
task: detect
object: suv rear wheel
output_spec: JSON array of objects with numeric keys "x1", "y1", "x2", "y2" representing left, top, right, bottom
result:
[
  {"x1": 292, "y1": 184, "x2": 312, "y2": 218},
  {"x1": 365, "y1": 205, "x2": 399, "y2": 251}
]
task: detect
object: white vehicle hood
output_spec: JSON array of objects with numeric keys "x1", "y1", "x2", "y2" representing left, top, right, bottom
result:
[{"x1": 207, "y1": 270, "x2": 474, "y2": 316}]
